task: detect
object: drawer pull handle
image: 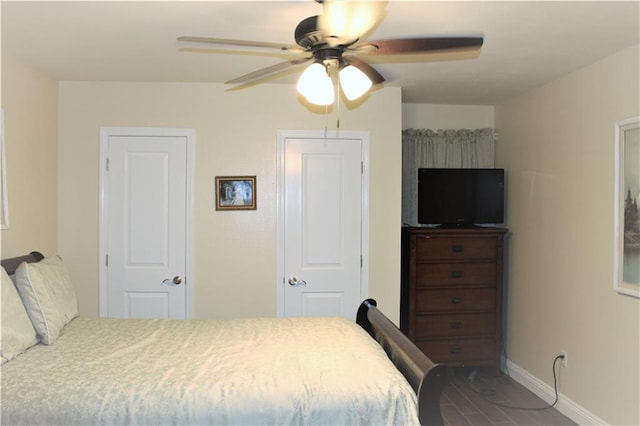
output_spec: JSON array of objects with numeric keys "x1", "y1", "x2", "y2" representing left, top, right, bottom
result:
[
  {"x1": 451, "y1": 270, "x2": 463, "y2": 278},
  {"x1": 450, "y1": 345, "x2": 462, "y2": 354},
  {"x1": 450, "y1": 320, "x2": 463, "y2": 329},
  {"x1": 451, "y1": 245, "x2": 464, "y2": 253},
  {"x1": 450, "y1": 296, "x2": 463, "y2": 304}
]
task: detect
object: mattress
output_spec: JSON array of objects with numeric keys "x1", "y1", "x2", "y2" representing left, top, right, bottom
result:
[{"x1": 1, "y1": 315, "x2": 419, "y2": 425}]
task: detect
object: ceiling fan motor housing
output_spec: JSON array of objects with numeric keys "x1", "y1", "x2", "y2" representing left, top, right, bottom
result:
[
  {"x1": 314, "y1": 48, "x2": 343, "y2": 70},
  {"x1": 295, "y1": 16, "x2": 324, "y2": 49}
]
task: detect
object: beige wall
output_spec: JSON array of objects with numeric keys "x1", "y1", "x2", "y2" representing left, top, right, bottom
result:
[
  {"x1": 495, "y1": 45, "x2": 640, "y2": 425},
  {"x1": 402, "y1": 103, "x2": 494, "y2": 130},
  {"x1": 58, "y1": 81, "x2": 403, "y2": 322},
  {"x1": 0, "y1": 51, "x2": 58, "y2": 259}
]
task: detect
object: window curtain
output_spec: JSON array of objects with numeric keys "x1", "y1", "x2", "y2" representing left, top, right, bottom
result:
[{"x1": 402, "y1": 128, "x2": 495, "y2": 226}]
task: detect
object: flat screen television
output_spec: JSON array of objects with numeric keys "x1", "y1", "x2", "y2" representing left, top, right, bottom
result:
[{"x1": 417, "y1": 168, "x2": 505, "y2": 227}]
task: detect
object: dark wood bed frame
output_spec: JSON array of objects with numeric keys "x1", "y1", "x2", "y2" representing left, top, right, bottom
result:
[
  {"x1": 2, "y1": 252, "x2": 452, "y2": 426},
  {"x1": 2, "y1": 251, "x2": 44, "y2": 275},
  {"x1": 357, "y1": 299, "x2": 452, "y2": 426}
]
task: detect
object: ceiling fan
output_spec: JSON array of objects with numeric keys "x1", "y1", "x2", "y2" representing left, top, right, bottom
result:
[{"x1": 177, "y1": 0, "x2": 483, "y2": 105}]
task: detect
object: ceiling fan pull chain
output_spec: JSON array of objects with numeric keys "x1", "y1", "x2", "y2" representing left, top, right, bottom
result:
[
  {"x1": 336, "y1": 77, "x2": 341, "y2": 129},
  {"x1": 324, "y1": 104, "x2": 330, "y2": 139}
]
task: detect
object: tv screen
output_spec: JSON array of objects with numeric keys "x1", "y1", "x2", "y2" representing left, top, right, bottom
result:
[{"x1": 418, "y1": 168, "x2": 504, "y2": 227}]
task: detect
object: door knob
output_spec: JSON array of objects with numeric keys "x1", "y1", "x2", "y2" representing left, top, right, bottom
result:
[
  {"x1": 163, "y1": 276, "x2": 182, "y2": 285},
  {"x1": 288, "y1": 277, "x2": 307, "y2": 287}
]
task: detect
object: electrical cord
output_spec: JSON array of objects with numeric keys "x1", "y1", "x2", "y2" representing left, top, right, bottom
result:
[{"x1": 466, "y1": 354, "x2": 565, "y2": 411}]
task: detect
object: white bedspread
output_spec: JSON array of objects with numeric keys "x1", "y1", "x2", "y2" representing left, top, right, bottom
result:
[{"x1": 1, "y1": 316, "x2": 419, "y2": 425}]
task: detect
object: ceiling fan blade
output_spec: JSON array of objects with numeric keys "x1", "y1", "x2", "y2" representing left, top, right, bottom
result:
[
  {"x1": 342, "y1": 56, "x2": 385, "y2": 85},
  {"x1": 356, "y1": 37, "x2": 484, "y2": 56},
  {"x1": 177, "y1": 36, "x2": 304, "y2": 54},
  {"x1": 225, "y1": 57, "x2": 312, "y2": 85}
]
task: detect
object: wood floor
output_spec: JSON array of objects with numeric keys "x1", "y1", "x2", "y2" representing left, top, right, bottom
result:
[{"x1": 440, "y1": 368, "x2": 576, "y2": 426}]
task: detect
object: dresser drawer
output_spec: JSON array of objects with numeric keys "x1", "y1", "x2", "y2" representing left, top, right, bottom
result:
[
  {"x1": 417, "y1": 338, "x2": 495, "y2": 363},
  {"x1": 415, "y1": 313, "x2": 495, "y2": 337},
  {"x1": 415, "y1": 262, "x2": 496, "y2": 287},
  {"x1": 415, "y1": 237, "x2": 497, "y2": 261},
  {"x1": 416, "y1": 288, "x2": 496, "y2": 312}
]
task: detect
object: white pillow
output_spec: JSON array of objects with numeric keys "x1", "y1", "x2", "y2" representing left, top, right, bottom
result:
[
  {"x1": 14, "y1": 255, "x2": 79, "y2": 345},
  {"x1": 1, "y1": 266, "x2": 39, "y2": 363}
]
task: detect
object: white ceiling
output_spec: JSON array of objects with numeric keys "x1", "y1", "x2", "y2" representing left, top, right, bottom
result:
[{"x1": 2, "y1": 1, "x2": 639, "y2": 105}]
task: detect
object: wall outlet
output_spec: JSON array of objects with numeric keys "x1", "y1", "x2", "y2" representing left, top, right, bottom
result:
[{"x1": 560, "y1": 350, "x2": 568, "y2": 368}]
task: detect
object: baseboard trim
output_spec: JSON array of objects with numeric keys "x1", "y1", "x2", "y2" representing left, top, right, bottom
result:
[{"x1": 505, "y1": 359, "x2": 607, "y2": 425}]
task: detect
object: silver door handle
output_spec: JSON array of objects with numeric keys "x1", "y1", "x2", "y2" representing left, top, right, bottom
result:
[
  {"x1": 288, "y1": 277, "x2": 307, "y2": 287},
  {"x1": 163, "y1": 276, "x2": 182, "y2": 285}
]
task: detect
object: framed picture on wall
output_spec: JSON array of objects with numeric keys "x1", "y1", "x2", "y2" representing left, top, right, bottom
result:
[
  {"x1": 614, "y1": 116, "x2": 640, "y2": 298},
  {"x1": 215, "y1": 176, "x2": 256, "y2": 211},
  {"x1": 1, "y1": 109, "x2": 8, "y2": 230}
]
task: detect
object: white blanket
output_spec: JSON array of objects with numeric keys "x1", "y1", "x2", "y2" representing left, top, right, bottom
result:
[{"x1": 1, "y1": 316, "x2": 419, "y2": 425}]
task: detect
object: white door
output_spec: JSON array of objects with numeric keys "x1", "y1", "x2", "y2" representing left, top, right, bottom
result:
[
  {"x1": 278, "y1": 131, "x2": 369, "y2": 320},
  {"x1": 100, "y1": 128, "x2": 194, "y2": 319}
]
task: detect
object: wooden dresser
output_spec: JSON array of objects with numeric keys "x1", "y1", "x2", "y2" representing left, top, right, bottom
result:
[{"x1": 401, "y1": 227, "x2": 508, "y2": 373}]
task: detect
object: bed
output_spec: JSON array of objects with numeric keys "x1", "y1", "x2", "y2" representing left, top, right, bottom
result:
[{"x1": 1, "y1": 251, "x2": 451, "y2": 425}]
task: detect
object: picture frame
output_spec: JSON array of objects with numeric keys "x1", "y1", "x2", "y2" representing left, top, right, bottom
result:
[
  {"x1": 614, "y1": 116, "x2": 640, "y2": 298},
  {"x1": 215, "y1": 176, "x2": 256, "y2": 211},
  {"x1": 1, "y1": 109, "x2": 8, "y2": 230}
]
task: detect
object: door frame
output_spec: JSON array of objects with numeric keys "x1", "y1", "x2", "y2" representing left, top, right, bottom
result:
[
  {"x1": 276, "y1": 129, "x2": 370, "y2": 317},
  {"x1": 98, "y1": 127, "x2": 196, "y2": 318}
]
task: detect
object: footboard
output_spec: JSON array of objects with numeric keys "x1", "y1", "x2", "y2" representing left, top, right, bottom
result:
[{"x1": 356, "y1": 299, "x2": 452, "y2": 426}]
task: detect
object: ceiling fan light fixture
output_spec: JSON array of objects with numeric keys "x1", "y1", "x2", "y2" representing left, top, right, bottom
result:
[
  {"x1": 339, "y1": 65, "x2": 373, "y2": 101},
  {"x1": 305, "y1": 85, "x2": 335, "y2": 106},
  {"x1": 297, "y1": 62, "x2": 327, "y2": 97},
  {"x1": 297, "y1": 62, "x2": 335, "y2": 106}
]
